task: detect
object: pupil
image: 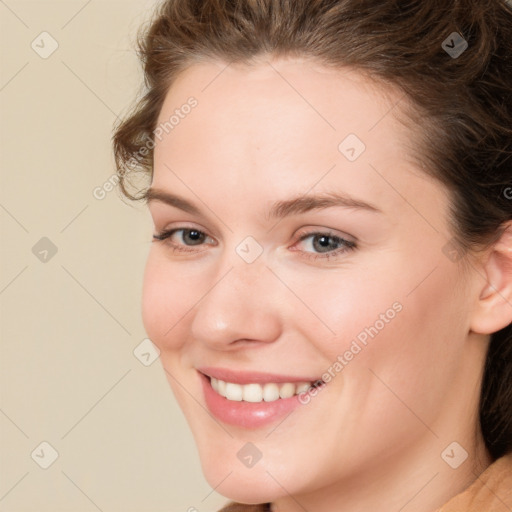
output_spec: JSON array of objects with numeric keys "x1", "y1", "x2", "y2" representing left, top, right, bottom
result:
[
  {"x1": 314, "y1": 235, "x2": 335, "y2": 253},
  {"x1": 186, "y1": 230, "x2": 203, "y2": 244}
]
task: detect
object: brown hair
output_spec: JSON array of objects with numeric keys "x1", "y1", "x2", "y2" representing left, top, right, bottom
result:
[{"x1": 112, "y1": 0, "x2": 512, "y2": 459}]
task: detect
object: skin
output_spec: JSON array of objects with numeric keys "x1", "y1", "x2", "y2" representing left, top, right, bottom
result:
[{"x1": 141, "y1": 57, "x2": 512, "y2": 512}]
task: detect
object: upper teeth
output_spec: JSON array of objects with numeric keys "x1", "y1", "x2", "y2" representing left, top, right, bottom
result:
[{"x1": 210, "y1": 378, "x2": 312, "y2": 402}]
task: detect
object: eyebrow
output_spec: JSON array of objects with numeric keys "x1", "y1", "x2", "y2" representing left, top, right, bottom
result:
[{"x1": 143, "y1": 187, "x2": 383, "y2": 220}]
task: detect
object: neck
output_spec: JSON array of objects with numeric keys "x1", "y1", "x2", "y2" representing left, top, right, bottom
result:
[{"x1": 270, "y1": 431, "x2": 492, "y2": 512}]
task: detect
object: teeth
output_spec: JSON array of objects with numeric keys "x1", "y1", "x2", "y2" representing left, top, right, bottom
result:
[
  {"x1": 243, "y1": 383, "x2": 263, "y2": 402},
  {"x1": 217, "y1": 378, "x2": 226, "y2": 396},
  {"x1": 295, "y1": 382, "x2": 311, "y2": 394},
  {"x1": 225, "y1": 382, "x2": 243, "y2": 401},
  {"x1": 279, "y1": 382, "x2": 296, "y2": 399},
  {"x1": 209, "y1": 378, "x2": 316, "y2": 402},
  {"x1": 262, "y1": 383, "x2": 280, "y2": 402}
]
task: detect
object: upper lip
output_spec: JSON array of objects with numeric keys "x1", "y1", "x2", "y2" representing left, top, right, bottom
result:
[{"x1": 198, "y1": 366, "x2": 322, "y2": 385}]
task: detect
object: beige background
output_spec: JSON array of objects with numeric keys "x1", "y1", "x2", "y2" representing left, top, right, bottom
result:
[{"x1": 0, "y1": 1, "x2": 227, "y2": 510}]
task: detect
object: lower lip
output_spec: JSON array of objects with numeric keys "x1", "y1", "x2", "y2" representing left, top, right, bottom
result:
[{"x1": 199, "y1": 372, "x2": 304, "y2": 429}]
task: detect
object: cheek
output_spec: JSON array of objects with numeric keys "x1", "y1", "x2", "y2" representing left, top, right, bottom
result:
[
  {"x1": 295, "y1": 248, "x2": 464, "y2": 384},
  {"x1": 141, "y1": 251, "x2": 196, "y2": 351},
  {"x1": 344, "y1": 261, "x2": 468, "y2": 425},
  {"x1": 280, "y1": 259, "x2": 405, "y2": 361}
]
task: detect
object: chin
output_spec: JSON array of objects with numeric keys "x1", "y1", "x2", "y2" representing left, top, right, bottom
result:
[{"x1": 199, "y1": 457, "x2": 285, "y2": 504}]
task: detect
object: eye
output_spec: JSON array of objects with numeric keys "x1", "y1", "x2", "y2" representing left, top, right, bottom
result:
[
  {"x1": 293, "y1": 230, "x2": 357, "y2": 260},
  {"x1": 152, "y1": 228, "x2": 214, "y2": 253},
  {"x1": 152, "y1": 226, "x2": 357, "y2": 260}
]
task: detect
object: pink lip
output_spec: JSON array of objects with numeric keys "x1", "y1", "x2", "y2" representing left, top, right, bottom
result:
[
  {"x1": 197, "y1": 366, "x2": 320, "y2": 385},
  {"x1": 199, "y1": 372, "x2": 306, "y2": 429}
]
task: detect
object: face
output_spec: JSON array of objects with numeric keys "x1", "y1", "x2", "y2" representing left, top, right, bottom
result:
[{"x1": 142, "y1": 58, "x2": 487, "y2": 504}]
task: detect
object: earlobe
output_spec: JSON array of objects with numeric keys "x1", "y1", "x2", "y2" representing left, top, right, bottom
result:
[{"x1": 470, "y1": 221, "x2": 512, "y2": 335}]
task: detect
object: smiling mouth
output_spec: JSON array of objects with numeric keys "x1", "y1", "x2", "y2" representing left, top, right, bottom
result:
[
  {"x1": 207, "y1": 376, "x2": 324, "y2": 403},
  {"x1": 199, "y1": 369, "x2": 326, "y2": 428}
]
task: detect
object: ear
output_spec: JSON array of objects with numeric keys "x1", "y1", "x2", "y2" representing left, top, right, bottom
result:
[{"x1": 470, "y1": 221, "x2": 512, "y2": 335}]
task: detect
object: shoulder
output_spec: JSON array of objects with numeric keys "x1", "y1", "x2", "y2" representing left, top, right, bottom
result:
[
  {"x1": 435, "y1": 452, "x2": 512, "y2": 512},
  {"x1": 217, "y1": 502, "x2": 270, "y2": 512}
]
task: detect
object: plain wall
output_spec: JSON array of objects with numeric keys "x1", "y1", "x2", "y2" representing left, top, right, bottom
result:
[
  {"x1": 4, "y1": 1, "x2": 511, "y2": 511},
  {"x1": 0, "y1": 1, "x2": 227, "y2": 510}
]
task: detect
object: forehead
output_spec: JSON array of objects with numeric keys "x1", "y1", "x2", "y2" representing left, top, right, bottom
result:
[
  {"x1": 152, "y1": 58, "x2": 447, "y2": 224},
  {"x1": 156, "y1": 58, "x2": 402, "y2": 143}
]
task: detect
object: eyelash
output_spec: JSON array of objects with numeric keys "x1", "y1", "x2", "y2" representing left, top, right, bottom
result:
[{"x1": 152, "y1": 227, "x2": 357, "y2": 261}]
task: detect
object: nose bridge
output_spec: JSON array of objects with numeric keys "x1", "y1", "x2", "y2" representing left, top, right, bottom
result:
[{"x1": 190, "y1": 253, "x2": 281, "y2": 346}]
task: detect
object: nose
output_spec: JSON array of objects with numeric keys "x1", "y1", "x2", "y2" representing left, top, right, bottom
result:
[{"x1": 189, "y1": 257, "x2": 283, "y2": 350}]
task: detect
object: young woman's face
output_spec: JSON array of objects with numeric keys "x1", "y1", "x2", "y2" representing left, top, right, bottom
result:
[{"x1": 142, "y1": 58, "x2": 488, "y2": 504}]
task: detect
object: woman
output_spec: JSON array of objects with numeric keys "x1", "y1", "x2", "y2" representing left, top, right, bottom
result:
[{"x1": 113, "y1": 0, "x2": 512, "y2": 510}]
